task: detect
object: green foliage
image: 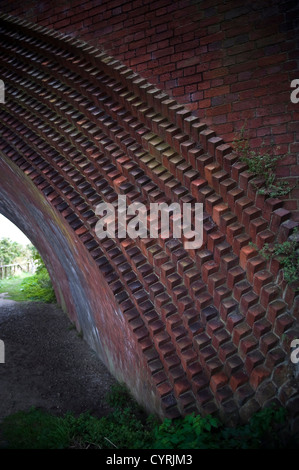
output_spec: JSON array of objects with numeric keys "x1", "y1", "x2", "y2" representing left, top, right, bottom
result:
[
  {"x1": 152, "y1": 406, "x2": 288, "y2": 449},
  {"x1": 259, "y1": 227, "x2": 299, "y2": 284},
  {"x1": 1, "y1": 383, "x2": 296, "y2": 449},
  {"x1": 153, "y1": 413, "x2": 220, "y2": 449},
  {"x1": 20, "y1": 268, "x2": 56, "y2": 303},
  {"x1": 233, "y1": 126, "x2": 292, "y2": 198},
  {"x1": 1, "y1": 385, "x2": 156, "y2": 449},
  {"x1": 29, "y1": 247, "x2": 44, "y2": 273},
  {"x1": 0, "y1": 273, "x2": 32, "y2": 301},
  {"x1": 0, "y1": 237, "x2": 28, "y2": 265},
  {"x1": 20, "y1": 253, "x2": 56, "y2": 303},
  {"x1": 0, "y1": 244, "x2": 56, "y2": 303},
  {"x1": 1, "y1": 407, "x2": 70, "y2": 449},
  {"x1": 68, "y1": 407, "x2": 154, "y2": 449}
]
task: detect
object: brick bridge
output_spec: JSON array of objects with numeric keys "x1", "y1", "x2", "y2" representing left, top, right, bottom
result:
[{"x1": 0, "y1": 11, "x2": 298, "y2": 425}]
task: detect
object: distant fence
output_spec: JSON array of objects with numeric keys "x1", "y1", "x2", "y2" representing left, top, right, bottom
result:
[{"x1": 0, "y1": 262, "x2": 34, "y2": 279}]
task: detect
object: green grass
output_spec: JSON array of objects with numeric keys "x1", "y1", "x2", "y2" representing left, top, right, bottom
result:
[
  {"x1": 0, "y1": 384, "x2": 297, "y2": 450},
  {"x1": 0, "y1": 267, "x2": 56, "y2": 304},
  {"x1": 19, "y1": 266, "x2": 56, "y2": 303},
  {"x1": 0, "y1": 272, "x2": 32, "y2": 301}
]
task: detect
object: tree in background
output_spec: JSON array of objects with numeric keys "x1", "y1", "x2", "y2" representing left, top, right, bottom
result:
[
  {"x1": 0, "y1": 237, "x2": 31, "y2": 265},
  {"x1": 0, "y1": 239, "x2": 56, "y2": 303}
]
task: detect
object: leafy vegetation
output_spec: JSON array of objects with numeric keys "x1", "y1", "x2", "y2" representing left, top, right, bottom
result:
[
  {"x1": 152, "y1": 406, "x2": 290, "y2": 449},
  {"x1": 153, "y1": 413, "x2": 220, "y2": 449},
  {"x1": 0, "y1": 237, "x2": 33, "y2": 266},
  {"x1": 0, "y1": 385, "x2": 155, "y2": 450},
  {"x1": 0, "y1": 247, "x2": 56, "y2": 303},
  {"x1": 259, "y1": 227, "x2": 299, "y2": 284},
  {"x1": 19, "y1": 250, "x2": 56, "y2": 303},
  {"x1": 233, "y1": 126, "x2": 292, "y2": 198},
  {"x1": 1, "y1": 383, "x2": 297, "y2": 449},
  {"x1": 20, "y1": 263, "x2": 56, "y2": 303}
]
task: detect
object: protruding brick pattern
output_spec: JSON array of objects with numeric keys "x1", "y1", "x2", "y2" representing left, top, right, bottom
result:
[
  {"x1": 0, "y1": 13, "x2": 297, "y2": 422},
  {"x1": 0, "y1": 0, "x2": 298, "y2": 217}
]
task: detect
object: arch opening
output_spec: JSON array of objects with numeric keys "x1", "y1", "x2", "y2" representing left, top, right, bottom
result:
[
  {"x1": 0, "y1": 12, "x2": 297, "y2": 423},
  {"x1": 0, "y1": 152, "x2": 160, "y2": 417},
  {"x1": 0, "y1": 213, "x2": 56, "y2": 302}
]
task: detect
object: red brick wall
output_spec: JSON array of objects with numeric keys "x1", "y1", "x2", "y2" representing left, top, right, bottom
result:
[
  {"x1": 0, "y1": 11, "x2": 298, "y2": 422},
  {"x1": 1, "y1": 0, "x2": 298, "y2": 214}
]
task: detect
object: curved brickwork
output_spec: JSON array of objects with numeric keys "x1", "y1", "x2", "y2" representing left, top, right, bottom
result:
[
  {"x1": 0, "y1": 0, "x2": 298, "y2": 217},
  {"x1": 0, "y1": 13, "x2": 298, "y2": 424}
]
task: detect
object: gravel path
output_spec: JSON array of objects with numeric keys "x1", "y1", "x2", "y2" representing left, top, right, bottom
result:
[{"x1": 0, "y1": 298, "x2": 117, "y2": 423}]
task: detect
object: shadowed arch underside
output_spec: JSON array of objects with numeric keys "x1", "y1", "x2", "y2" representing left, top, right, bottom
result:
[{"x1": 0, "y1": 13, "x2": 298, "y2": 424}]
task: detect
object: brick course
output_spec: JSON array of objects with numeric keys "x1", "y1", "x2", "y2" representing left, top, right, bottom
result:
[
  {"x1": 0, "y1": 6, "x2": 298, "y2": 423},
  {"x1": 0, "y1": 0, "x2": 298, "y2": 216}
]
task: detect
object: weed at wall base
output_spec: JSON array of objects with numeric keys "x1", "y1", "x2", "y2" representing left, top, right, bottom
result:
[{"x1": 1, "y1": 384, "x2": 297, "y2": 449}]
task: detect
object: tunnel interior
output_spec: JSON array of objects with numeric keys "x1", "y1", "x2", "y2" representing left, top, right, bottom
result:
[
  {"x1": 0, "y1": 12, "x2": 298, "y2": 423},
  {"x1": 0, "y1": 151, "x2": 159, "y2": 417}
]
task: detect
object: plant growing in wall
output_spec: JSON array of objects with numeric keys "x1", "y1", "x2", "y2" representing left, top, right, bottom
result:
[
  {"x1": 259, "y1": 227, "x2": 299, "y2": 285},
  {"x1": 233, "y1": 125, "x2": 292, "y2": 198}
]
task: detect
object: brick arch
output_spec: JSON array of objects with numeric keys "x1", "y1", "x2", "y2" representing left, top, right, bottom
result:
[
  {"x1": 0, "y1": 13, "x2": 298, "y2": 423},
  {"x1": 0, "y1": 153, "x2": 159, "y2": 416},
  {"x1": 1, "y1": 0, "x2": 298, "y2": 216}
]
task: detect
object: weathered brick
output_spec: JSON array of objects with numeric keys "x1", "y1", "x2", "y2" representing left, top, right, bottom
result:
[
  {"x1": 2, "y1": 6, "x2": 297, "y2": 422},
  {"x1": 266, "y1": 299, "x2": 287, "y2": 325},
  {"x1": 249, "y1": 366, "x2": 271, "y2": 390},
  {"x1": 245, "y1": 350, "x2": 265, "y2": 374}
]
